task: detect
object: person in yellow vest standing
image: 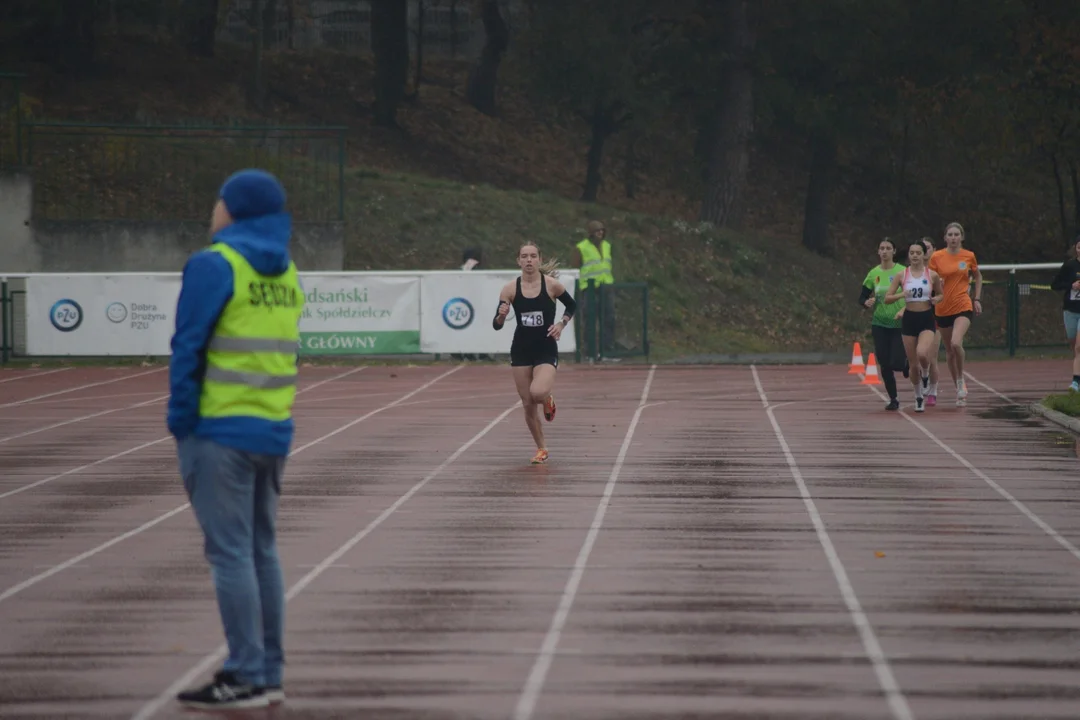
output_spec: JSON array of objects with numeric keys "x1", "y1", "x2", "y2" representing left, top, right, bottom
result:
[
  {"x1": 168, "y1": 169, "x2": 303, "y2": 710},
  {"x1": 572, "y1": 220, "x2": 615, "y2": 358}
]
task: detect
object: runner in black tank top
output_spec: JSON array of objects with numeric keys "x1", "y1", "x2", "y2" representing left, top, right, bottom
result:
[
  {"x1": 510, "y1": 274, "x2": 559, "y2": 368},
  {"x1": 493, "y1": 242, "x2": 577, "y2": 465}
]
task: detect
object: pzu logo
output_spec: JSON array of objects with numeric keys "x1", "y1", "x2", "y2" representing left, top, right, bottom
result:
[
  {"x1": 442, "y1": 297, "x2": 474, "y2": 330},
  {"x1": 49, "y1": 299, "x2": 83, "y2": 332}
]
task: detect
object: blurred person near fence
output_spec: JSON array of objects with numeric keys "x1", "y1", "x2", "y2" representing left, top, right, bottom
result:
[
  {"x1": 572, "y1": 220, "x2": 616, "y2": 358},
  {"x1": 1050, "y1": 235, "x2": 1080, "y2": 391},
  {"x1": 168, "y1": 169, "x2": 302, "y2": 710}
]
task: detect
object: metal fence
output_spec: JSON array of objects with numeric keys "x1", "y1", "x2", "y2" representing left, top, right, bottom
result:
[
  {"x1": 0, "y1": 72, "x2": 25, "y2": 169},
  {"x1": 24, "y1": 123, "x2": 347, "y2": 222},
  {"x1": 966, "y1": 263, "x2": 1065, "y2": 355},
  {"x1": 0, "y1": 279, "x2": 26, "y2": 363},
  {"x1": 575, "y1": 282, "x2": 650, "y2": 362}
]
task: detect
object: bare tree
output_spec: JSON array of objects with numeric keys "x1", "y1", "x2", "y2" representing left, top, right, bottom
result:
[
  {"x1": 371, "y1": 0, "x2": 410, "y2": 127},
  {"x1": 466, "y1": 0, "x2": 509, "y2": 116}
]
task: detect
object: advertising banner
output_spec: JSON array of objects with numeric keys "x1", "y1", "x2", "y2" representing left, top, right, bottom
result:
[
  {"x1": 298, "y1": 274, "x2": 421, "y2": 355},
  {"x1": 20, "y1": 271, "x2": 574, "y2": 357},
  {"x1": 419, "y1": 271, "x2": 578, "y2": 355},
  {"x1": 25, "y1": 274, "x2": 180, "y2": 356}
]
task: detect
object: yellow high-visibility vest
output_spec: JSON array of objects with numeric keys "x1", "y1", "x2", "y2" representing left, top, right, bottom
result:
[
  {"x1": 197, "y1": 243, "x2": 304, "y2": 422},
  {"x1": 576, "y1": 238, "x2": 614, "y2": 285}
]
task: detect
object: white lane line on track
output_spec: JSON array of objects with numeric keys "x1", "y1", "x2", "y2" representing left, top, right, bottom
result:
[
  {"x1": 0, "y1": 366, "x2": 451, "y2": 606},
  {"x1": 513, "y1": 364, "x2": 657, "y2": 720},
  {"x1": 0, "y1": 367, "x2": 73, "y2": 385},
  {"x1": 0, "y1": 394, "x2": 170, "y2": 445},
  {"x1": 131, "y1": 394, "x2": 519, "y2": 720},
  {"x1": 861, "y1": 373, "x2": 1080, "y2": 562},
  {"x1": 752, "y1": 365, "x2": 915, "y2": 720},
  {"x1": 0, "y1": 367, "x2": 167, "y2": 409},
  {"x1": 0, "y1": 368, "x2": 369, "y2": 501}
]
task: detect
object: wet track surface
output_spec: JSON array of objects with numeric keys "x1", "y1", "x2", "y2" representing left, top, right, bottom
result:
[{"x1": 0, "y1": 360, "x2": 1079, "y2": 719}]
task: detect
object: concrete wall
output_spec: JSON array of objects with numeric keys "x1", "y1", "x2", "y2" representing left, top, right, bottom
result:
[
  {"x1": 0, "y1": 171, "x2": 40, "y2": 272},
  {"x1": 0, "y1": 170, "x2": 345, "y2": 272},
  {"x1": 32, "y1": 220, "x2": 345, "y2": 272}
]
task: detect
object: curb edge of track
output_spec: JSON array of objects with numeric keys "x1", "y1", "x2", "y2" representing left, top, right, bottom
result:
[{"x1": 1028, "y1": 402, "x2": 1080, "y2": 436}]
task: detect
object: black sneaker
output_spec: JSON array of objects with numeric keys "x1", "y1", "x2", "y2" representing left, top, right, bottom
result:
[
  {"x1": 176, "y1": 670, "x2": 268, "y2": 710},
  {"x1": 885, "y1": 398, "x2": 900, "y2": 411}
]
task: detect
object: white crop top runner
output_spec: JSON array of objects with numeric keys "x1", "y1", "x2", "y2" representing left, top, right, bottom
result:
[{"x1": 903, "y1": 267, "x2": 931, "y2": 303}]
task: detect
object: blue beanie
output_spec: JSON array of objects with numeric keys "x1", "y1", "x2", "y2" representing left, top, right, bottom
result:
[{"x1": 219, "y1": 169, "x2": 286, "y2": 220}]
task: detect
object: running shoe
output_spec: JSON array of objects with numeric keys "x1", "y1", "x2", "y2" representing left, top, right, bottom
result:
[
  {"x1": 957, "y1": 378, "x2": 968, "y2": 406},
  {"x1": 1070, "y1": 381, "x2": 1079, "y2": 392},
  {"x1": 915, "y1": 395, "x2": 925, "y2": 413},
  {"x1": 885, "y1": 398, "x2": 900, "y2": 411},
  {"x1": 261, "y1": 686, "x2": 286, "y2": 705},
  {"x1": 531, "y1": 448, "x2": 549, "y2": 464},
  {"x1": 926, "y1": 392, "x2": 937, "y2": 407},
  {"x1": 177, "y1": 671, "x2": 268, "y2": 710},
  {"x1": 543, "y1": 395, "x2": 556, "y2": 422}
]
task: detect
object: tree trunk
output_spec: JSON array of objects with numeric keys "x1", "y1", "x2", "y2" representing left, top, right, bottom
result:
[
  {"x1": 413, "y1": 0, "x2": 425, "y2": 93},
  {"x1": 187, "y1": 0, "x2": 219, "y2": 57},
  {"x1": 582, "y1": 104, "x2": 617, "y2": 202},
  {"x1": 1052, "y1": 153, "x2": 1069, "y2": 245},
  {"x1": 801, "y1": 130, "x2": 838, "y2": 256},
  {"x1": 1069, "y1": 157, "x2": 1080, "y2": 239},
  {"x1": 57, "y1": 0, "x2": 97, "y2": 73},
  {"x1": 466, "y1": 0, "x2": 509, "y2": 116},
  {"x1": 699, "y1": 0, "x2": 755, "y2": 227},
  {"x1": 250, "y1": 0, "x2": 270, "y2": 111},
  {"x1": 371, "y1": 0, "x2": 410, "y2": 128},
  {"x1": 449, "y1": 0, "x2": 458, "y2": 58}
]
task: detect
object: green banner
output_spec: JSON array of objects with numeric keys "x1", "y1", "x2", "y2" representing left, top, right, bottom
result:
[{"x1": 300, "y1": 331, "x2": 420, "y2": 355}]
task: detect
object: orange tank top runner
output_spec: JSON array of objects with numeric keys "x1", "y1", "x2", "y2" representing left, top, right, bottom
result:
[{"x1": 929, "y1": 249, "x2": 978, "y2": 316}]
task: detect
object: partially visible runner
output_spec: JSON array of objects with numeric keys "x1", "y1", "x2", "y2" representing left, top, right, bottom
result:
[
  {"x1": 493, "y1": 242, "x2": 577, "y2": 464},
  {"x1": 886, "y1": 242, "x2": 944, "y2": 412},
  {"x1": 1049, "y1": 234, "x2": 1080, "y2": 391},
  {"x1": 859, "y1": 238, "x2": 907, "y2": 410},
  {"x1": 919, "y1": 236, "x2": 942, "y2": 405}
]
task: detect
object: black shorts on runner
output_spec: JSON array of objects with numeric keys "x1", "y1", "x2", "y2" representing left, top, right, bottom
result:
[
  {"x1": 510, "y1": 352, "x2": 558, "y2": 368},
  {"x1": 935, "y1": 310, "x2": 974, "y2": 328},
  {"x1": 902, "y1": 308, "x2": 936, "y2": 337}
]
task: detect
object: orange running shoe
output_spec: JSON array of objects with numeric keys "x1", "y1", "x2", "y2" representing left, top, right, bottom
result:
[
  {"x1": 531, "y1": 448, "x2": 549, "y2": 464},
  {"x1": 543, "y1": 395, "x2": 556, "y2": 422}
]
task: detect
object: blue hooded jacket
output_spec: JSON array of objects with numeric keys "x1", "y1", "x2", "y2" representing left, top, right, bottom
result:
[{"x1": 166, "y1": 213, "x2": 298, "y2": 456}]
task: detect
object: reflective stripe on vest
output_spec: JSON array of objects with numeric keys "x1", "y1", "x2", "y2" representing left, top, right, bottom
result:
[
  {"x1": 198, "y1": 243, "x2": 304, "y2": 422},
  {"x1": 208, "y1": 337, "x2": 300, "y2": 353},
  {"x1": 576, "y1": 239, "x2": 613, "y2": 285}
]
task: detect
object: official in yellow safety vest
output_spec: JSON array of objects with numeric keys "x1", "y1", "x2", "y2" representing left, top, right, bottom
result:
[
  {"x1": 169, "y1": 169, "x2": 302, "y2": 711},
  {"x1": 572, "y1": 220, "x2": 615, "y2": 356}
]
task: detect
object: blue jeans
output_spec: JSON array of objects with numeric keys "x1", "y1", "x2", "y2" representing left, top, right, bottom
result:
[{"x1": 178, "y1": 436, "x2": 286, "y2": 687}]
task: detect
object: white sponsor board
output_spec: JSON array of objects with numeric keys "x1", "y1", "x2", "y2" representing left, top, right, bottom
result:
[
  {"x1": 25, "y1": 274, "x2": 180, "y2": 356},
  {"x1": 298, "y1": 274, "x2": 421, "y2": 355},
  {"x1": 419, "y1": 270, "x2": 578, "y2": 355},
  {"x1": 20, "y1": 270, "x2": 578, "y2": 357}
]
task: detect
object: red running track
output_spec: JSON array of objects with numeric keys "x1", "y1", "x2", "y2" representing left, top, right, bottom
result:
[{"x1": 0, "y1": 359, "x2": 1078, "y2": 720}]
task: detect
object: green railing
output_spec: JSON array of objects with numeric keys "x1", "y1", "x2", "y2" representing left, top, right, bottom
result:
[
  {"x1": 24, "y1": 122, "x2": 347, "y2": 222},
  {"x1": 575, "y1": 281, "x2": 650, "y2": 362},
  {"x1": 0, "y1": 278, "x2": 26, "y2": 364},
  {"x1": 0, "y1": 72, "x2": 25, "y2": 169},
  {"x1": 964, "y1": 263, "x2": 1064, "y2": 355}
]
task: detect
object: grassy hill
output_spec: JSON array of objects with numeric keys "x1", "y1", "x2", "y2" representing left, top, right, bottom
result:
[{"x1": 346, "y1": 169, "x2": 866, "y2": 361}]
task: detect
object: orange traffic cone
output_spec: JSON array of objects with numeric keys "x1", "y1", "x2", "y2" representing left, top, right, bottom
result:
[
  {"x1": 848, "y1": 342, "x2": 865, "y2": 374},
  {"x1": 861, "y1": 353, "x2": 882, "y2": 385}
]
